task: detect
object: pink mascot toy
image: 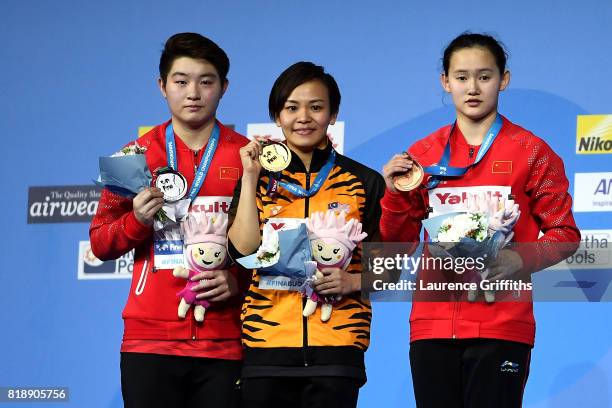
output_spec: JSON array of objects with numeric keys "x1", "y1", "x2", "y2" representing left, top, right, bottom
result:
[
  {"x1": 303, "y1": 210, "x2": 367, "y2": 322},
  {"x1": 172, "y1": 213, "x2": 228, "y2": 322}
]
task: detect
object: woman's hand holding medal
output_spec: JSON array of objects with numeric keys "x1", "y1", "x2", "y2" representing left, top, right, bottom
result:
[
  {"x1": 239, "y1": 140, "x2": 263, "y2": 182},
  {"x1": 240, "y1": 138, "x2": 292, "y2": 182},
  {"x1": 133, "y1": 187, "x2": 165, "y2": 226},
  {"x1": 382, "y1": 152, "x2": 424, "y2": 192}
]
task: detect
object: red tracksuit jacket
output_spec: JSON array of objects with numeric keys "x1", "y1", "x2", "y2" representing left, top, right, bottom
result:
[
  {"x1": 90, "y1": 120, "x2": 249, "y2": 356},
  {"x1": 380, "y1": 116, "x2": 580, "y2": 345}
]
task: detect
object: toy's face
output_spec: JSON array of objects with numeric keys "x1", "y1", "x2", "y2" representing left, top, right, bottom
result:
[
  {"x1": 311, "y1": 238, "x2": 350, "y2": 267},
  {"x1": 188, "y1": 242, "x2": 226, "y2": 269}
]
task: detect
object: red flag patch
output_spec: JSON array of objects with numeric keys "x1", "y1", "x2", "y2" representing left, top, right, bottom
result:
[
  {"x1": 491, "y1": 161, "x2": 512, "y2": 174},
  {"x1": 219, "y1": 167, "x2": 240, "y2": 180}
]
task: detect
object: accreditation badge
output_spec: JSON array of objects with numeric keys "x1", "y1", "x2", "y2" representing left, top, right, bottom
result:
[
  {"x1": 153, "y1": 196, "x2": 232, "y2": 270},
  {"x1": 259, "y1": 142, "x2": 292, "y2": 172}
]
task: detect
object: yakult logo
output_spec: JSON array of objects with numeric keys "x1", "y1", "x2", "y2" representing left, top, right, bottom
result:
[
  {"x1": 190, "y1": 196, "x2": 232, "y2": 215},
  {"x1": 428, "y1": 186, "x2": 511, "y2": 216}
]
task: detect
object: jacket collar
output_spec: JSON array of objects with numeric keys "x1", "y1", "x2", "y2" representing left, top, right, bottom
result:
[{"x1": 285, "y1": 140, "x2": 334, "y2": 173}]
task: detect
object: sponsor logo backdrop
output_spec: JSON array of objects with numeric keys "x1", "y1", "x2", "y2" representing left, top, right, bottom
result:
[{"x1": 3, "y1": 2, "x2": 611, "y2": 407}]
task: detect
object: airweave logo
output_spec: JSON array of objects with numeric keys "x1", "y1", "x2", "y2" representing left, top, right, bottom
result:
[
  {"x1": 576, "y1": 115, "x2": 612, "y2": 154},
  {"x1": 28, "y1": 185, "x2": 101, "y2": 223}
]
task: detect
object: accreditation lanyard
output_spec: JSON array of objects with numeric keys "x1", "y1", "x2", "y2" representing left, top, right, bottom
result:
[
  {"x1": 165, "y1": 122, "x2": 220, "y2": 202},
  {"x1": 425, "y1": 114, "x2": 502, "y2": 189},
  {"x1": 271, "y1": 149, "x2": 336, "y2": 198}
]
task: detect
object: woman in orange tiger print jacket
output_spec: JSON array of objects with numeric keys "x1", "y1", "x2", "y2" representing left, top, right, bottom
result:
[{"x1": 227, "y1": 62, "x2": 385, "y2": 408}]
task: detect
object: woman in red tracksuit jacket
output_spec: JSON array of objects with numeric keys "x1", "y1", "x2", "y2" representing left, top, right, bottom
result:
[
  {"x1": 380, "y1": 32, "x2": 580, "y2": 407},
  {"x1": 90, "y1": 33, "x2": 249, "y2": 408}
]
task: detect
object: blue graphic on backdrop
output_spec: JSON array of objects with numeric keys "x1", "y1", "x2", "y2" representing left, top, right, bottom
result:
[{"x1": 3, "y1": 3, "x2": 612, "y2": 406}]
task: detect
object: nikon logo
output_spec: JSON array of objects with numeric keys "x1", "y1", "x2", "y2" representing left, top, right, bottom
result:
[
  {"x1": 577, "y1": 137, "x2": 612, "y2": 153},
  {"x1": 576, "y1": 115, "x2": 612, "y2": 154}
]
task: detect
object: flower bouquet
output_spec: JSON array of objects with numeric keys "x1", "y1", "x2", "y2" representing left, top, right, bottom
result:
[
  {"x1": 423, "y1": 193, "x2": 520, "y2": 302},
  {"x1": 95, "y1": 143, "x2": 188, "y2": 230},
  {"x1": 236, "y1": 223, "x2": 312, "y2": 280},
  {"x1": 95, "y1": 143, "x2": 151, "y2": 197}
]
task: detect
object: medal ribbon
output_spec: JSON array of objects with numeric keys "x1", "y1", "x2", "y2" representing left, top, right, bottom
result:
[
  {"x1": 165, "y1": 122, "x2": 220, "y2": 202},
  {"x1": 274, "y1": 149, "x2": 336, "y2": 198},
  {"x1": 425, "y1": 114, "x2": 502, "y2": 189}
]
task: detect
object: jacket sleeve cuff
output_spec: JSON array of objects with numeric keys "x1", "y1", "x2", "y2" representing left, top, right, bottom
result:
[
  {"x1": 381, "y1": 188, "x2": 416, "y2": 212},
  {"x1": 123, "y1": 211, "x2": 153, "y2": 241},
  {"x1": 513, "y1": 245, "x2": 538, "y2": 275}
]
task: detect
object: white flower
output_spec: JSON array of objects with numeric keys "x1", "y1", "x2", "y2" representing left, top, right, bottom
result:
[
  {"x1": 111, "y1": 143, "x2": 147, "y2": 157},
  {"x1": 436, "y1": 212, "x2": 488, "y2": 242},
  {"x1": 256, "y1": 224, "x2": 280, "y2": 266}
]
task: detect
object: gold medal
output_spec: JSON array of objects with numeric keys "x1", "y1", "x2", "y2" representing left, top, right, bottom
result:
[
  {"x1": 259, "y1": 141, "x2": 292, "y2": 172},
  {"x1": 393, "y1": 160, "x2": 424, "y2": 191}
]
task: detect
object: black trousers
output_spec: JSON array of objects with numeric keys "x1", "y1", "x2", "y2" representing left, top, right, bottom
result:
[
  {"x1": 120, "y1": 352, "x2": 241, "y2": 408},
  {"x1": 240, "y1": 376, "x2": 360, "y2": 408},
  {"x1": 410, "y1": 339, "x2": 531, "y2": 408}
]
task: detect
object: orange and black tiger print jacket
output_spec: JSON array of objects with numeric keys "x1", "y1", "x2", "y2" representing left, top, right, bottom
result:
[{"x1": 228, "y1": 143, "x2": 385, "y2": 381}]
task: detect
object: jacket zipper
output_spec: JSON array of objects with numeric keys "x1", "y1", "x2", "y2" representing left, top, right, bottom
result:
[
  {"x1": 190, "y1": 149, "x2": 199, "y2": 340},
  {"x1": 302, "y1": 170, "x2": 311, "y2": 366},
  {"x1": 451, "y1": 301, "x2": 457, "y2": 339}
]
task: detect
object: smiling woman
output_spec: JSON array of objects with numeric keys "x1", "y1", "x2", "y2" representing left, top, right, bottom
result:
[
  {"x1": 275, "y1": 80, "x2": 336, "y2": 162},
  {"x1": 268, "y1": 62, "x2": 341, "y2": 170},
  {"x1": 227, "y1": 61, "x2": 386, "y2": 408}
]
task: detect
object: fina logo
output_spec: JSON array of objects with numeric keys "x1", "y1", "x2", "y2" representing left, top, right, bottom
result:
[
  {"x1": 500, "y1": 360, "x2": 519, "y2": 373},
  {"x1": 576, "y1": 114, "x2": 612, "y2": 154}
]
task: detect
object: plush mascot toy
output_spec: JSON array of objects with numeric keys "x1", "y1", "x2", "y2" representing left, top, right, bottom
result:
[
  {"x1": 302, "y1": 210, "x2": 367, "y2": 322},
  {"x1": 173, "y1": 213, "x2": 228, "y2": 322}
]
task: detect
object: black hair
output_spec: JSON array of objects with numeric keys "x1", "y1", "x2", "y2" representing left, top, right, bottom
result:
[
  {"x1": 442, "y1": 32, "x2": 508, "y2": 75},
  {"x1": 159, "y1": 33, "x2": 229, "y2": 85},
  {"x1": 268, "y1": 61, "x2": 341, "y2": 120}
]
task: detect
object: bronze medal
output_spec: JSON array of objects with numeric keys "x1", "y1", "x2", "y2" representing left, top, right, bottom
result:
[{"x1": 393, "y1": 160, "x2": 424, "y2": 191}]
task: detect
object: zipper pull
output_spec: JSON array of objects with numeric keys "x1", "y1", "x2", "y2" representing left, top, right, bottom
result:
[
  {"x1": 469, "y1": 147, "x2": 474, "y2": 158},
  {"x1": 193, "y1": 150, "x2": 198, "y2": 173}
]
